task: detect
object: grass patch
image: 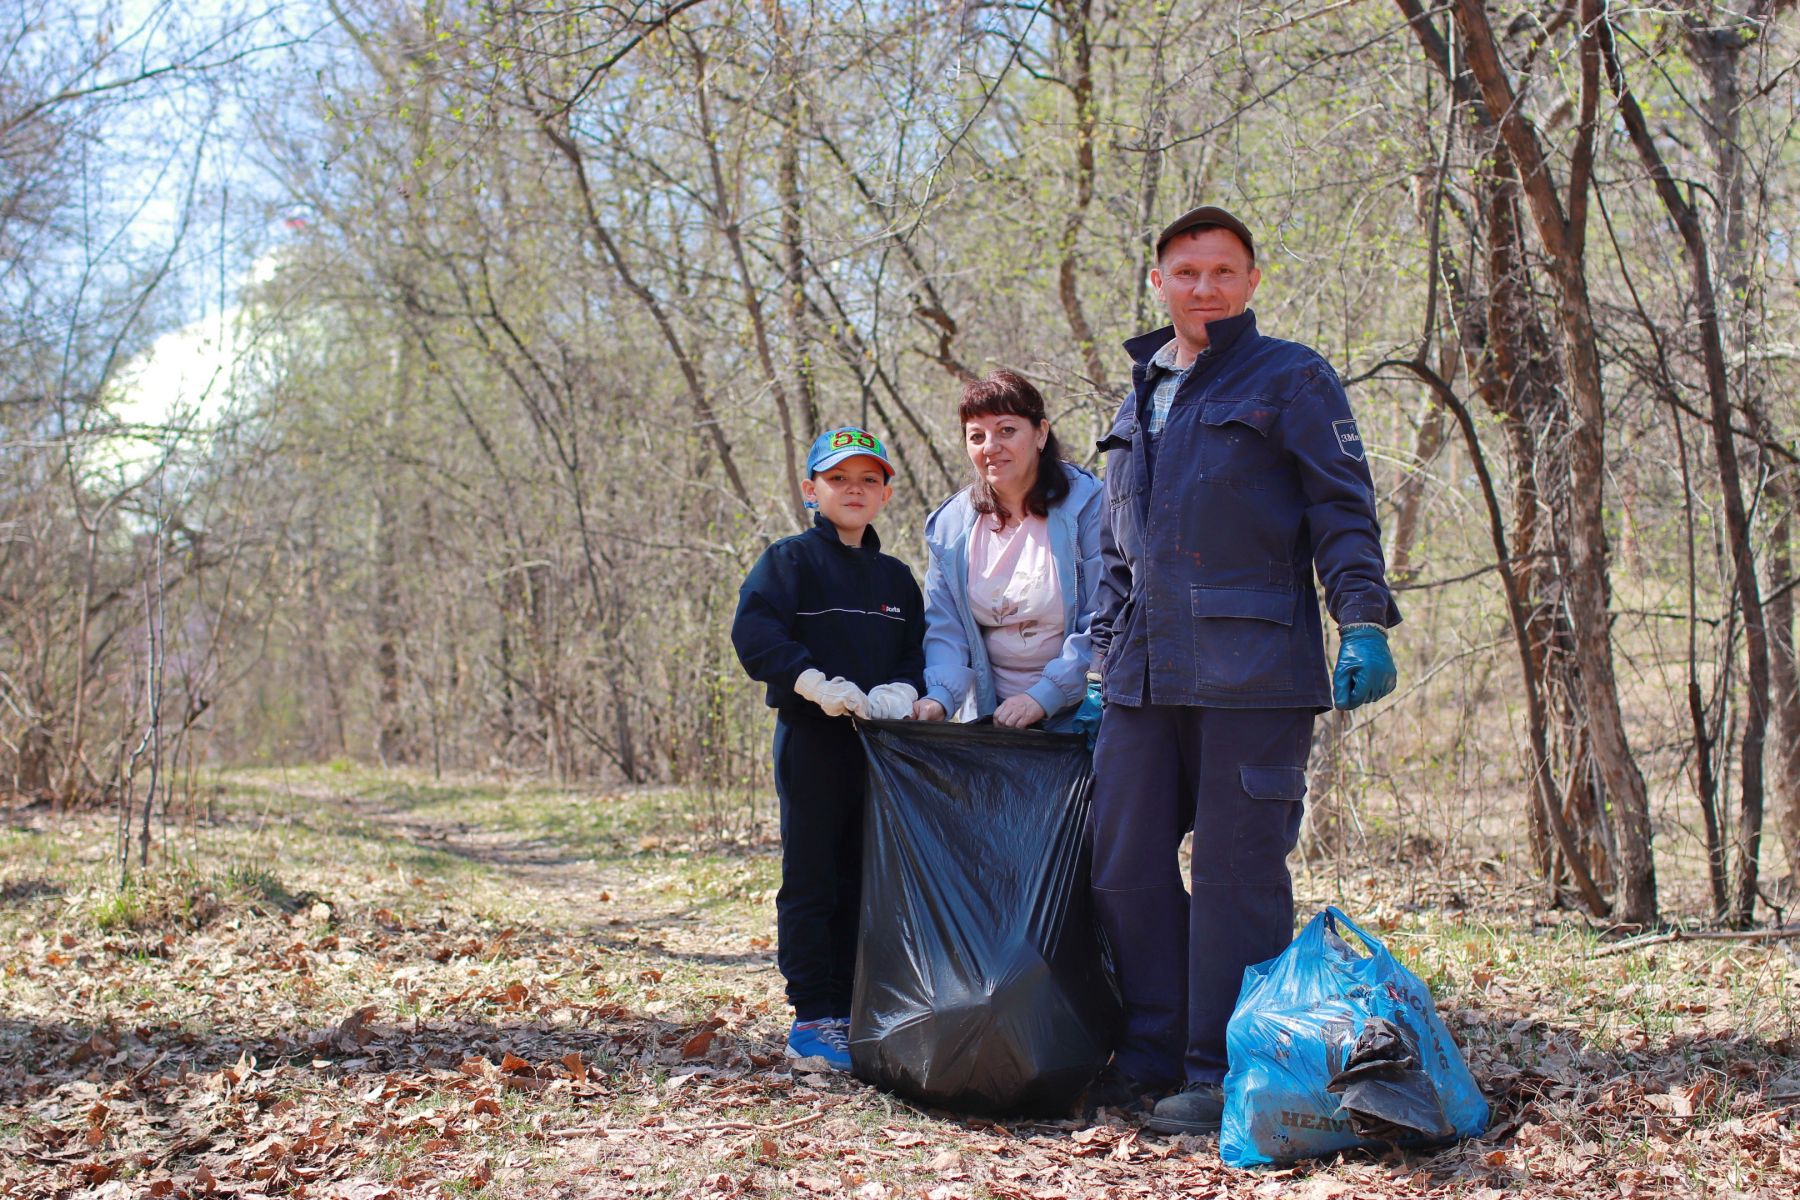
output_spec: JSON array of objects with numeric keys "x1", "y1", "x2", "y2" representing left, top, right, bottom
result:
[{"x1": 80, "y1": 861, "x2": 308, "y2": 933}]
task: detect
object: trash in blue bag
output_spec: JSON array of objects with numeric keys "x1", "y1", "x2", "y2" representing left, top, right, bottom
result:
[
  {"x1": 1326, "y1": 1015, "x2": 1455, "y2": 1142},
  {"x1": 1220, "y1": 907, "x2": 1487, "y2": 1167},
  {"x1": 849, "y1": 719, "x2": 1121, "y2": 1115}
]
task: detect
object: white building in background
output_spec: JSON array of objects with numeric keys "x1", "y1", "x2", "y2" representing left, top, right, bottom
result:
[{"x1": 93, "y1": 251, "x2": 284, "y2": 488}]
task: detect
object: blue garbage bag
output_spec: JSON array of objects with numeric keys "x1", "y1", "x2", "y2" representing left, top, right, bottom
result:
[{"x1": 1220, "y1": 907, "x2": 1488, "y2": 1167}]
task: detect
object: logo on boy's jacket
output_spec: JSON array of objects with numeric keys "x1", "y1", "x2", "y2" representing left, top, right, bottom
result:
[
  {"x1": 881, "y1": 604, "x2": 904, "y2": 615},
  {"x1": 1333, "y1": 419, "x2": 1364, "y2": 461}
]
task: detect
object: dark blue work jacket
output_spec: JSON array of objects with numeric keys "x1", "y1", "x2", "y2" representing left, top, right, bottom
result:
[{"x1": 1090, "y1": 310, "x2": 1400, "y2": 710}]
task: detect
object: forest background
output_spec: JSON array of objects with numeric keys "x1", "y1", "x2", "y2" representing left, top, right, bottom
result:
[{"x1": 10, "y1": 0, "x2": 1800, "y2": 933}]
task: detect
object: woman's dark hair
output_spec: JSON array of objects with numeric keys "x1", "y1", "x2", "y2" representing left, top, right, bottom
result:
[{"x1": 959, "y1": 369, "x2": 1069, "y2": 524}]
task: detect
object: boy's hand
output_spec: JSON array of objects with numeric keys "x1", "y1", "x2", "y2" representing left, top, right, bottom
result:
[
  {"x1": 913, "y1": 698, "x2": 947, "y2": 722},
  {"x1": 866, "y1": 682, "x2": 918, "y2": 721},
  {"x1": 795, "y1": 669, "x2": 871, "y2": 719}
]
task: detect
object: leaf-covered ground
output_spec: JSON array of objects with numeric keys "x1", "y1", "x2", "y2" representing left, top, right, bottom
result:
[{"x1": 2, "y1": 768, "x2": 1796, "y2": 1198}]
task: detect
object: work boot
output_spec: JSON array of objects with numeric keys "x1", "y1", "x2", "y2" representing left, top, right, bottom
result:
[{"x1": 1146, "y1": 1081, "x2": 1225, "y2": 1135}]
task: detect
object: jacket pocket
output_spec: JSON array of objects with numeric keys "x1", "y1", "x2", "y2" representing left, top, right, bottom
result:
[
  {"x1": 1200, "y1": 398, "x2": 1279, "y2": 434},
  {"x1": 1198, "y1": 397, "x2": 1281, "y2": 486},
  {"x1": 1191, "y1": 585, "x2": 1295, "y2": 692}
]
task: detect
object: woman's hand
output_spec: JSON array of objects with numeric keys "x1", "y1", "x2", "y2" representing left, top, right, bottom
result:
[
  {"x1": 913, "y1": 698, "x2": 947, "y2": 722},
  {"x1": 993, "y1": 694, "x2": 1047, "y2": 728}
]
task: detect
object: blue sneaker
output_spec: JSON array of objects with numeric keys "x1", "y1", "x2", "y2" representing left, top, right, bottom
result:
[{"x1": 786, "y1": 1018, "x2": 852, "y2": 1071}]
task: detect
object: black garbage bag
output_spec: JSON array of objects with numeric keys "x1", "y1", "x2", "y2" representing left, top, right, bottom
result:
[
  {"x1": 1324, "y1": 1015, "x2": 1456, "y2": 1143},
  {"x1": 849, "y1": 719, "x2": 1121, "y2": 1115}
]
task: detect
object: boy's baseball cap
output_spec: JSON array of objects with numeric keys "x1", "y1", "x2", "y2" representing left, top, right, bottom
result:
[
  {"x1": 807, "y1": 427, "x2": 894, "y2": 478},
  {"x1": 1155, "y1": 204, "x2": 1255, "y2": 263}
]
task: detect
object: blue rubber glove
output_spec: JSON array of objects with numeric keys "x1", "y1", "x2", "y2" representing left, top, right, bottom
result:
[
  {"x1": 1332, "y1": 625, "x2": 1396, "y2": 710},
  {"x1": 1072, "y1": 676, "x2": 1104, "y2": 751}
]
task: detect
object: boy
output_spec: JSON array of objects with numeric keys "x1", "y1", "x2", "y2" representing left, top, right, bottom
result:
[{"x1": 731, "y1": 427, "x2": 926, "y2": 1070}]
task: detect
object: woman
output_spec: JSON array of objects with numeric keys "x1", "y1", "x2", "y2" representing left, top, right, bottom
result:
[{"x1": 913, "y1": 370, "x2": 1104, "y2": 730}]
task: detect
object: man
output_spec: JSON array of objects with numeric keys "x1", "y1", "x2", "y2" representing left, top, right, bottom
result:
[{"x1": 1085, "y1": 205, "x2": 1400, "y2": 1135}]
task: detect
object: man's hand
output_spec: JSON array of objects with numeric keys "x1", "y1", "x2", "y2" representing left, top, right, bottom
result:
[
  {"x1": 1332, "y1": 625, "x2": 1396, "y2": 710},
  {"x1": 795, "y1": 668, "x2": 872, "y2": 719},
  {"x1": 1071, "y1": 676, "x2": 1104, "y2": 750},
  {"x1": 994, "y1": 694, "x2": 1048, "y2": 728},
  {"x1": 912, "y1": 698, "x2": 947, "y2": 722},
  {"x1": 866, "y1": 682, "x2": 918, "y2": 721}
]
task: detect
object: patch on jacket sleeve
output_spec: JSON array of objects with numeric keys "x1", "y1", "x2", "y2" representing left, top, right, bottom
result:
[{"x1": 1333, "y1": 419, "x2": 1364, "y2": 462}]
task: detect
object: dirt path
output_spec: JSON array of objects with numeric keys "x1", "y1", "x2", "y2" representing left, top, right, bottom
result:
[{"x1": 315, "y1": 777, "x2": 787, "y2": 1010}]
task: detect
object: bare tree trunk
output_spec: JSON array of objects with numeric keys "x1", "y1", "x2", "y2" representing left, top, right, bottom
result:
[
  {"x1": 794, "y1": 120, "x2": 977, "y2": 385},
  {"x1": 1672, "y1": 394, "x2": 1729, "y2": 913},
  {"x1": 769, "y1": 0, "x2": 819, "y2": 439},
  {"x1": 1387, "y1": 358, "x2": 1610, "y2": 915},
  {"x1": 1389, "y1": 398, "x2": 1447, "y2": 585},
  {"x1": 1599, "y1": 14, "x2": 1765, "y2": 925},
  {"x1": 1054, "y1": 0, "x2": 1112, "y2": 396},
  {"x1": 374, "y1": 346, "x2": 406, "y2": 766},
  {"x1": 611, "y1": 680, "x2": 640, "y2": 784},
  {"x1": 17, "y1": 721, "x2": 52, "y2": 796},
  {"x1": 1683, "y1": 4, "x2": 1797, "y2": 910},
  {"x1": 531, "y1": 106, "x2": 755, "y2": 515},
  {"x1": 1130, "y1": 14, "x2": 1170, "y2": 334},
  {"x1": 139, "y1": 516, "x2": 166, "y2": 868},
  {"x1": 1452, "y1": 0, "x2": 1656, "y2": 923},
  {"x1": 1398, "y1": 0, "x2": 1587, "y2": 887},
  {"x1": 63, "y1": 524, "x2": 100, "y2": 804},
  {"x1": 372, "y1": 491, "x2": 404, "y2": 764},
  {"x1": 692, "y1": 42, "x2": 808, "y2": 528},
  {"x1": 1768, "y1": 476, "x2": 1800, "y2": 885}
]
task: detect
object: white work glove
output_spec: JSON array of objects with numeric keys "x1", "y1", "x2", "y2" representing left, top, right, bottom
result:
[
  {"x1": 794, "y1": 668, "x2": 871, "y2": 719},
  {"x1": 865, "y1": 682, "x2": 918, "y2": 721}
]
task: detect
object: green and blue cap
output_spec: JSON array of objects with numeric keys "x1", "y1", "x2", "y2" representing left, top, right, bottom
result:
[{"x1": 807, "y1": 427, "x2": 894, "y2": 478}]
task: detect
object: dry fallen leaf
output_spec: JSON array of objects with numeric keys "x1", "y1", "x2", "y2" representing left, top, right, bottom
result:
[
  {"x1": 926, "y1": 1148, "x2": 962, "y2": 1173},
  {"x1": 331, "y1": 1005, "x2": 378, "y2": 1051},
  {"x1": 1670, "y1": 1075, "x2": 1721, "y2": 1118}
]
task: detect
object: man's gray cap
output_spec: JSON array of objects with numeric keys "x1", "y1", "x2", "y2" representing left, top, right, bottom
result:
[{"x1": 1155, "y1": 205, "x2": 1255, "y2": 262}]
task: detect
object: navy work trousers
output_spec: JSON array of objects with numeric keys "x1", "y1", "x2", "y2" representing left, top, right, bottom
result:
[
  {"x1": 1090, "y1": 704, "x2": 1312, "y2": 1086},
  {"x1": 772, "y1": 711, "x2": 865, "y2": 1022}
]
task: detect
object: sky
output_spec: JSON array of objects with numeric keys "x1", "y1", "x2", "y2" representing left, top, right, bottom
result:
[
  {"x1": 84, "y1": 1, "x2": 324, "y2": 466},
  {"x1": 6, "y1": 0, "x2": 327, "y2": 493}
]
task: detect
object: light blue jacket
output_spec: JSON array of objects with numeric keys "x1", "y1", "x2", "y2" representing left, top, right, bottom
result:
[{"x1": 921, "y1": 462, "x2": 1106, "y2": 730}]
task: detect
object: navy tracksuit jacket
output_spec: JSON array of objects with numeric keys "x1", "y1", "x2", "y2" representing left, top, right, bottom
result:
[
  {"x1": 732, "y1": 514, "x2": 925, "y2": 1020},
  {"x1": 1089, "y1": 310, "x2": 1400, "y2": 1087}
]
